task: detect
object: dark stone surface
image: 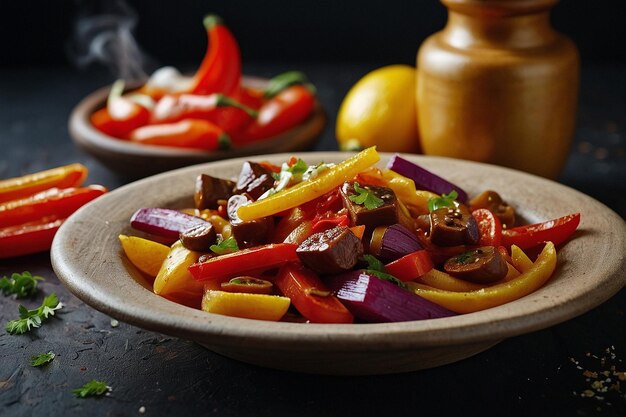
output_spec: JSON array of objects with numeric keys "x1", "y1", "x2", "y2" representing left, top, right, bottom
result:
[{"x1": 1, "y1": 63, "x2": 625, "y2": 417}]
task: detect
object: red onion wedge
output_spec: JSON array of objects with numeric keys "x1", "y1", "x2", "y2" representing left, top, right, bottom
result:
[
  {"x1": 130, "y1": 208, "x2": 209, "y2": 242},
  {"x1": 325, "y1": 271, "x2": 456, "y2": 322},
  {"x1": 370, "y1": 223, "x2": 422, "y2": 262},
  {"x1": 386, "y1": 154, "x2": 469, "y2": 204}
]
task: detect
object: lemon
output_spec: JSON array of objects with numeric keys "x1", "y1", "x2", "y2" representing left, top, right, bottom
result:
[{"x1": 336, "y1": 65, "x2": 420, "y2": 153}]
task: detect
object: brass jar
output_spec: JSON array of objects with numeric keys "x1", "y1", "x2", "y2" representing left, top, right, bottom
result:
[{"x1": 416, "y1": 0, "x2": 579, "y2": 178}]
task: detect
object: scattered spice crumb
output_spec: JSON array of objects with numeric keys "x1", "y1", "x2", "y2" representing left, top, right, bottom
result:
[
  {"x1": 570, "y1": 346, "x2": 626, "y2": 409},
  {"x1": 582, "y1": 390, "x2": 595, "y2": 398},
  {"x1": 110, "y1": 319, "x2": 119, "y2": 328},
  {"x1": 139, "y1": 406, "x2": 146, "y2": 414}
]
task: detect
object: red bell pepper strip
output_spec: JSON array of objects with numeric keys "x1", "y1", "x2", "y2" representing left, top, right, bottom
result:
[
  {"x1": 502, "y1": 213, "x2": 581, "y2": 249},
  {"x1": 0, "y1": 185, "x2": 107, "y2": 228},
  {"x1": 310, "y1": 214, "x2": 350, "y2": 234},
  {"x1": 190, "y1": 15, "x2": 241, "y2": 96},
  {"x1": 129, "y1": 119, "x2": 231, "y2": 151},
  {"x1": 189, "y1": 243, "x2": 299, "y2": 282},
  {"x1": 0, "y1": 216, "x2": 64, "y2": 258},
  {"x1": 233, "y1": 85, "x2": 316, "y2": 144},
  {"x1": 385, "y1": 250, "x2": 434, "y2": 282},
  {"x1": 275, "y1": 263, "x2": 354, "y2": 323},
  {"x1": 91, "y1": 80, "x2": 151, "y2": 138},
  {"x1": 0, "y1": 163, "x2": 87, "y2": 204},
  {"x1": 472, "y1": 208, "x2": 503, "y2": 247}
]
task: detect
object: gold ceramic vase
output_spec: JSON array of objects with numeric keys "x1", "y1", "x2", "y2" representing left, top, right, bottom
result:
[{"x1": 416, "y1": 0, "x2": 579, "y2": 178}]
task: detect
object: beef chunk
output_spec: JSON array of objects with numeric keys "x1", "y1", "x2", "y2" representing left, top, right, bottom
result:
[
  {"x1": 340, "y1": 182, "x2": 398, "y2": 230},
  {"x1": 227, "y1": 194, "x2": 274, "y2": 247},
  {"x1": 296, "y1": 226, "x2": 364, "y2": 275},
  {"x1": 233, "y1": 161, "x2": 275, "y2": 200},
  {"x1": 194, "y1": 174, "x2": 235, "y2": 210}
]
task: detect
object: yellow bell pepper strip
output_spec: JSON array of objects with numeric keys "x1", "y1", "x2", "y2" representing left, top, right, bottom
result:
[
  {"x1": 511, "y1": 244, "x2": 533, "y2": 273},
  {"x1": 154, "y1": 241, "x2": 204, "y2": 306},
  {"x1": 0, "y1": 163, "x2": 87, "y2": 204},
  {"x1": 236, "y1": 147, "x2": 380, "y2": 221},
  {"x1": 201, "y1": 290, "x2": 290, "y2": 321},
  {"x1": 118, "y1": 235, "x2": 170, "y2": 278},
  {"x1": 409, "y1": 242, "x2": 557, "y2": 313},
  {"x1": 503, "y1": 262, "x2": 521, "y2": 282},
  {"x1": 381, "y1": 169, "x2": 437, "y2": 215},
  {"x1": 413, "y1": 269, "x2": 485, "y2": 292}
]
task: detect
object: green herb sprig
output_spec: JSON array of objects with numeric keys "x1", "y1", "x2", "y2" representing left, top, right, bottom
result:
[
  {"x1": 361, "y1": 254, "x2": 407, "y2": 289},
  {"x1": 5, "y1": 293, "x2": 63, "y2": 335},
  {"x1": 72, "y1": 380, "x2": 111, "y2": 398},
  {"x1": 349, "y1": 182, "x2": 384, "y2": 210},
  {"x1": 427, "y1": 190, "x2": 459, "y2": 212},
  {"x1": 210, "y1": 236, "x2": 239, "y2": 255},
  {"x1": 31, "y1": 351, "x2": 55, "y2": 367},
  {"x1": 0, "y1": 271, "x2": 44, "y2": 298}
]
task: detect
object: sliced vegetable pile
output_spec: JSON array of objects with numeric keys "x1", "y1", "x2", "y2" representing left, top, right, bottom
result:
[
  {"x1": 91, "y1": 15, "x2": 317, "y2": 151},
  {"x1": 120, "y1": 148, "x2": 580, "y2": 323},
  {"x1": 0, "y1": 164, "x2": 107, "y2": 258}
]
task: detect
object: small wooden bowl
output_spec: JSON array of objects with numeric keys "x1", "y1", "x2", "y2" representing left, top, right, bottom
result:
[
  {"x1": 68, "y1": 77, "x2": 326, "y2": 178},
  {"x1": 51, "y1": 153, "x2": 626, "y2": 375}
]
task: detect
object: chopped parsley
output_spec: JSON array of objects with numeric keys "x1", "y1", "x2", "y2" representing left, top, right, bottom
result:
[
  {"x1": 31, "y1": 351, "x2": 55, "y2": 367},
  {"x1": 210, "y1": 236, "x2": 239, "y2": 255},
  {"x1": 287, "y1": 158, "x2": 309, "y2": 175},
  {"x1": 5, "y1": 293, "x2": 63, "y2": 335},
  {"x1": 349, "y1": 182, "x2": 384, "y2": 210},
  {"x1": 361, "y1": 254, "x2": 407, "y2": 289},
  {"x1": 427, "y1": 190, "x2": 458, "y2": 212},
  {"x1": 0, "y1": 271, "x2": 44, "y2": 298},
  {"x1": 72, "y1": 380, "x2": 111, "y2": 398}
]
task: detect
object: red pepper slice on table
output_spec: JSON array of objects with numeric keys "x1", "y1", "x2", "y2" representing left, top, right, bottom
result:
[
  {"x1": 0, "y1": 185, "x2": 107, "y2": 228},
  {"x1": 275, "y1": 263, "x2": 354, "y2": 323},
  {"x1": 190, "y1": 15, "x2": 241, "y2": 96},
  {"x1": 91, "y1": 80, "x2": 151, "y2": 138},
  {"x1": 385, "y1": 250, "x2": 434, "y2": 282},
  {"x1": 0, "y1": 163, "x2": 87, "y2": 204},
  {"x1": 188, "y1": 243, "x2": 299, "y2": 282},
  {"x1": 0, "y1": 216, "x2": 64, "y2": 259},
  {"x1": 233, "y1": 85, "x2": 316, "y2": 144},
  {"x1": 502, "y1": 213, "x2": 580, "y2": 249},
  {"x1": 129, "y1": 119, "x2": 230, "y2": 150},
  {"x1": 472, "y1": 208, "x2": 503, "y2": 247}
]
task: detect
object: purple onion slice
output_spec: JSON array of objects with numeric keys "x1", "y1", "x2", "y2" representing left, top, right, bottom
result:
[{"x1": 130, "y1": 208, "x2": 209, "y2": 241}]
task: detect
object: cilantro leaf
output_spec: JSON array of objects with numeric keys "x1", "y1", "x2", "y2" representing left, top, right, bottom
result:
[
  {"x1": 361, "y1": 254, "x2": 407, "y2": 289},
  {"x1": 5, "y1": 293, "x2": 63, "y2": 335},
  {"x1": 210, "y1": 236, "x2": 239, "y2": 255},
  {"x1": 0, "y1": 271, "x2": 44, "y2": 298},
  {"x1": 427, "y1": 190, "x2": 459, "y2": 212},
  {"x1": 349, "y1": 182, "x2": 384, "y2": 210},
  {"x1": 287, "y1": 158, "x2": 309, "y2": 175},
  {"x1": 31, "y1": 351, "x2": 55, "y2": 367},
  {"x1": 72, "y1": 380, "x2": 111, "y2": 398}
]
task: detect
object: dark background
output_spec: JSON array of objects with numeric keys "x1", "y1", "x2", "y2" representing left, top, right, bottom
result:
[{"x1": 1, "y1": 0, "x2": 625, "y2": 70}]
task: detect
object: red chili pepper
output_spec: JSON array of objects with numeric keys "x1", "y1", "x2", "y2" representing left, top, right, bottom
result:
[
  {"x1": 472, "y1": 208, "x2": 503, "y2": 247},
  {"x1": 0, "y1": 185, "x2": 107, "y2": 228},
  {"x1": 275, "y1": 263, "x2": 354, "y2": 323},
  {"x1": 0, "y1": 163, "x2": 87, "y2": 204},
  {"x1": 188, "y1": 243, "x2": 299, "y2": 282},
  {"x1": 502, "y1": 213, "x2": 581, "y2": 249},
  {"x1": 91, "y1": 80, "x2": 151, "y2": 138},
  {"x1": 151, "y1": 93, "x2": 257, "y2": 136},
  {"x1": 0, "y1": 216, "x2": 64, "y2": 258},
  {"x1": 190, "y1": 15, "x2": 241, "y2": 96},
  {"x1": 233, "y1": 85, "x2": 316, "y2": 144},
  {"x1": 385, "y1": 250, "x2": 434, "y2": 281},
  {"x1": 129, "y1": 119, "x2": 230, "y2": 151}
]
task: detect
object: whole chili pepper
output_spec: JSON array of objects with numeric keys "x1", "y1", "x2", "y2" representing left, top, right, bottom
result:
[
  {"x1": 91, "y1": 80, "x2": 151, "y2": 138},
  {"x1": 129, "y1": 119, "x2": 230, "y2": 151},
  {"x1": 151, "y1": 93, "x2": 257, "y2": 136},
  {"x1": 233, "y1": 85, "x2": 316, "y2": 144},
  {"x1": 190, "y1": 15, "x2": 241, "y2": 96}
]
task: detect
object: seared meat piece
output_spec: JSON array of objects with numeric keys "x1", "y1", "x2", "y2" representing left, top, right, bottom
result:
[
  {"x1": 470, "y1": 190, "x2": 516, "y2": 228},
  {"x1": 180, "y1": 223, "x2": 217, "y2": 252},
  {"x1": 429, "y1": 207, "x2": 479, "y2": 247},
  {"x1": 296, "y1": 226, "x2": 364, "y2": 275},
  {"x1": 227, "y1": 194, "x2": 274, "y2": 247},
  {"x1": 340, "y1": 182, "x2": 398, "y2": 230},
  {"x1": 233, "y1": 161, "x2": 275, "y2": 200},
  {"x1": 194, "y1": 174, "x2": 236, "y2": 210},
  {"x1": 444, "y1": 246, "x2": 508, "y2": 283}
]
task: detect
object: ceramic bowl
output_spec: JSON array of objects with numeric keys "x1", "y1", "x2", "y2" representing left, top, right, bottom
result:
[
  {"x1": 68, "y1": 77, "x2": 326, "y2": 178},
  {"x1": 50, "y1": 152, "x2": 626, "y2": 375}
]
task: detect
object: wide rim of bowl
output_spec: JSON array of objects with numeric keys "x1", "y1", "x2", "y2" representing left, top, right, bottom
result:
[
  {"x1": 68, "y1": 76, "x2": 326, "y2": 162},
  {"x1": 51, "y1": 152, "x2": 626, "y2": 352}
]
